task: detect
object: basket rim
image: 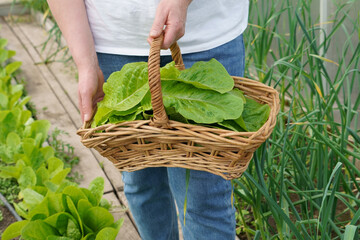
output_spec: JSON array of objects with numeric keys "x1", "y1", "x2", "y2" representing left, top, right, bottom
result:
[{"x1": 77, "y1": 76, "x2": 280, "y2": 147}]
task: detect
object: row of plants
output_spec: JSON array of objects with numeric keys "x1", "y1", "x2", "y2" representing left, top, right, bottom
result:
[
  {"x1": 0, "y1": 38, "x2": 122, "y2": 239},
  {"x1": 234, "y1": 0, "x2": 360, "y2": 239},
  {"x1": 10, "y1": 0, "x2": 360, "y2": 239}
]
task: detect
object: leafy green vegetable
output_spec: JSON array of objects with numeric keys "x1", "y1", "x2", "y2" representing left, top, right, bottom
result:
[
  {"x1": 102, "y1": 62, "x2": 149, "y2": 111},
  {"x1": 22, "y1": 220, "x2": 60, "y2": 239},
  {"x1": 0, "y1": 43, "x2": 121, "y2": 240},
  {"x1": 1, "y1": 220, "x2": 29, "y2": 240},
  {"x1": 5, "y1": 178, "x2": 121, "y2": 240},
  {"x1": 83, "y1": 207, "x2": 115, "y2": 233},
  {"x1": 5, "y1": 61, "x2": 22, "y2": 75},
  {"x1": 162, "y1": 80, "x2": 243, "y2": 123},
  {"x1": 161, "y1": 59, "x2": 234, "y2": 93},
  {"x1": 235, "y1": 97, "x2": 271, "y2": 132},
  {"x1": 93, "y1": 59, "x2": 255, "y2": 127},
  {"x1": 178, "y1": 58, "x2": 234, "y2": 93}
]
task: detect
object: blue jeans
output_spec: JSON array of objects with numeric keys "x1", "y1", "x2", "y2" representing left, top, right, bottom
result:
[{"x1": 97, "y1": 34, "x2": 245, "y2": 240}]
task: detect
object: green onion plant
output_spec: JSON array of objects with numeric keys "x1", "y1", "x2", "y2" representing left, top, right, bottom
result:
[{"x1": 234, "y1": 0, "x2": 360, "y2": 239}]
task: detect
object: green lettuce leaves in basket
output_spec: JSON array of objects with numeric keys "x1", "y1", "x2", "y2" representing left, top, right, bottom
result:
[{"x1": 92, "y1": 58, "x2": 270, "y2": 132}]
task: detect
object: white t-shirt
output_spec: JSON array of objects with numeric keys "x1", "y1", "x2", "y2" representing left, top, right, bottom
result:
[{"x1": 84, "y1": 0, "x2": 249, "y2": 55}]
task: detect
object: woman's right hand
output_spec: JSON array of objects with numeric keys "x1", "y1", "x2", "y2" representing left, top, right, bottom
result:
[
  {"x1": 47, "y1": 0, "x2": 103, "y2": 124},
  {"x1": 78, "y1": 65, "x2": 105, "y2": 123}
]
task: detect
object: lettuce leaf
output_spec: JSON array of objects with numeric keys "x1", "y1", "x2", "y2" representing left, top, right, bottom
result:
[
  {"x1": 101, "y1": 62, "x2": 149, "y2": 112},
  {"x1": 161, "y1": 59, "x2": 234, "y2": 94},
  {"x1": 234, "y1": 97, "x2": 271, "y2": 132},
  {"x1": 162, "y1": 80, "x2": 243, "y2": 123}
]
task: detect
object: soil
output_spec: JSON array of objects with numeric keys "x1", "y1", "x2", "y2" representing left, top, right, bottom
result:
[{"x1": 0, "y1": 204, "x2": 18, "y2": 236}]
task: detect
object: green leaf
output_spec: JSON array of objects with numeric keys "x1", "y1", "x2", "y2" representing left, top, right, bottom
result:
[
  {"x1": 111, "y1": 218, "x2": 124, "y2": 232},
  {"x1": 0, "y1": 48, "x2": 8, "y2": 63},
  {"x1": 1, "y1": 220, "x2": 29, "y2": 240},
  {"x1": 234, "y1": 97, "x2": 270, "y2": 132},
  {"x1": 44, "y1": 181, "x2": 60, "y2": 192},
  {"x1": 160, "y1": 61, "x2": 181, "y2": 80},
  {"x1": 93, "y1": 103, "x2": 142, "y2": 127},
  {"x1": 56, "y1": 180, "x2": 77, "y2": 194},
  {"x1": 24, "y1": 119, "x2": 50, "y2": 147},
  {"x1": 18, "y1": 95, "x2": 31, "y2": 108},
  {"x1": 32, "y1": 185, "x2": 49, "y2": 196},
  {"x1": 177, "y1": 59, "x2": 234, "y2": 93},
  {"x1": 45, "y1": 212, "x2": 73, "y2": 235},
  {"x1": 11, "y1": 84, "x2": 23, "y2": 95},
  {"x1": 0, "y1": 165, "x2": 21, "y2": 179},
  {"x1": 5, "y1": 61, "x2": 22, "y2": 75},
  {"x1": 19, "y1": 166, "x2": 37, "y2": 188},
  {"x1": 67, "y1": 218, "x2": 82, "y2": 239},
  {"x1": 14, "y1": 201, "x2": 29, "y2": 219},
  {"x1": 22, "y1": 188, "x2": 45, "y2": 210},
  {"x1": 140, "y1": 90, "x2": 152, "y2": 111},
  {"x1": 51, "y1": 168, "x2": 71, "y2": 185},
  {"x1": 63, "y1": 186, "x2": 88, "y2": 207},
  {"x1": 6, "y1": 132, "x2": 21, "y2": 150},
  {"x1": 22, "y1": 220, "x2": 59, "y2": 239},
  {"x1": 108, "y1": 111, "x2": 139, "y2": 124},
  {"x1": 95, "y1": 227, "x2": 119, "y2": 240},
  {"x1": 0, "y1": 93, "x2": 8, "y2": 109},
  {"x1": 31, "y1": 213, "x2": 48, "y2": 221},
  {"x1": 99, "y1": 198, "x2": 111, "y2": 210},
  {"x1": 218, "y1": 120, "x2": 246, "y2": 132},
  {"x1": 83, "y1": 207, "x2": 114, "y2": 233},
  {"x1": 77, "y1": 199, "x2": 93, "y2": 220},
  {"x1": 162, "y1": 80, "x2": 244, "y2": 123},
  {"x1": 36, "y1": 166, "x2": 50, "y2": 186},
  {"x1": 229, "y1": 88, "x2": 246, "y2": 102},
  {"x1": 93, "y1": 104, "x2": 112, "y2": 127},
  {"x1": 65, "y1": 196, "x2": 84, "y2": 235},
  {"x1": 26, "y1": 195, "x2": 50, "y2": 219},
  {"x1": 47, "y1": 157, "x2": 64, "y2": 177},
  {"x1": 88, "y1": 177, "x2": 104, "y2": 206},
  {"x1": 0, "y1": 38, "x2": 8, "y2": 48},
  {"x1": 80, "y1": 188, "x2": 97, "y2": 206},
  {"x1": 22, "y1": 138, "x2": 36, "y2": 160},
  {"x1": 20, "y1": 109, "x2": 32, "y2": 126},
  {"x1": 41, "y1": 146, "x2": 55, "y2": 161},
  {"x1": 47, "y1": 192, "x2": 65, "y2": 215},
  {"x1": 344, "y1": 225, "x2": 358, "y2": 240},
  {"x1": 102, "y1": 62, "x2": 149, "y2": 111},
  {"x1": 7, "y1": 50, "x2": 16, "y2": 59}
]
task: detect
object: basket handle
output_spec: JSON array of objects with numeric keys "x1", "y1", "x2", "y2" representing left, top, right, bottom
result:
[{"x1": 148, "y1": 33, "x2": 185, "y2": 128}]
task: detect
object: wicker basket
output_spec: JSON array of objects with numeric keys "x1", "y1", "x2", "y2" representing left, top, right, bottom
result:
[{"x1": 77, "y1": 35, "x2": 280, "y2": 180}]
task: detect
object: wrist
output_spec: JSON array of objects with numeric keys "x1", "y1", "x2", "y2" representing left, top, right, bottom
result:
[{"x1": 75, "y1": 52, "x2": 99, "y2": 74}]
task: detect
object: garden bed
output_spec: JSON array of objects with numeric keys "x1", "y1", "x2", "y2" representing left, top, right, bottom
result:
[
  {"x1": 0, "y1": 13, "x2": 141, "y2": 239},
  {"x1": 0, "y1": 205, "x2": 17, "y2": 235}
]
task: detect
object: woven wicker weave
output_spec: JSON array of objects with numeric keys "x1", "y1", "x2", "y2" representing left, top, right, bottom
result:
[{"x1": 77, "y1": 35, "x2": 280, "y2": 180}]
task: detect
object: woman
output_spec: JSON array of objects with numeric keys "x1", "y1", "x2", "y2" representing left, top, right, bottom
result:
[{"x1": 47, "y1": 0, "x2": 249, "y2": 239}]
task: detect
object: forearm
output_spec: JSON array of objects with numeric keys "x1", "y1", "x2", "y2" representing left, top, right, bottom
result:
[{"x1": 47, "y1": 0, "x2": 97, "y2": 72}]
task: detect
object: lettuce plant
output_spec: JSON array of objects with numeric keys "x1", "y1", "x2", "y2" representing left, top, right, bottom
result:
[
  {"x1": 2, "y1": 177, "x2": 122, "y2": 240},
  {"x1": 0, "y1": 38, "x2": 122, "y2": 240}
]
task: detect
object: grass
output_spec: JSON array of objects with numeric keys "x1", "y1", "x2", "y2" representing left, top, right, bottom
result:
[{"x1": 234, "y1": 0, "x2": 360, "y2": 239}]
